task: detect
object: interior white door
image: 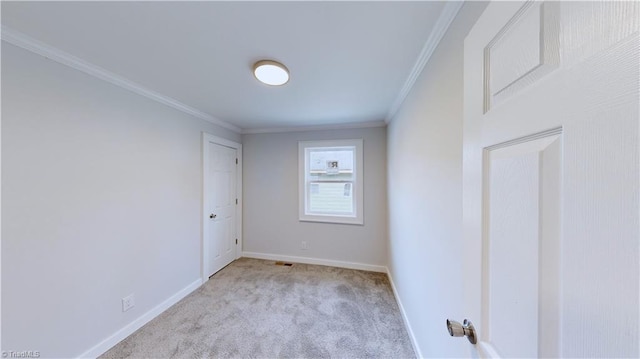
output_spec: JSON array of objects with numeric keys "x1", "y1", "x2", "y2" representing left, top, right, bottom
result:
[
  {"x1": 462, "y1": 1, "x2": 638, "y2": 358},
  {"x1": 206, "y1": 141, "x2": 237, "y2": 277}
]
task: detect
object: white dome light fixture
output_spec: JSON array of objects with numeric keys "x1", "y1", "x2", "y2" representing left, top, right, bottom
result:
[{"x1": 253, "y1": 60, "x2": 289, "y2": 86}]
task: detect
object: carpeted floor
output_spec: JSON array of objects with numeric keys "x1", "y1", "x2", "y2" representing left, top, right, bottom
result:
[{"x1": 100, "y1": 258, "x2": 416, "y2": 358}]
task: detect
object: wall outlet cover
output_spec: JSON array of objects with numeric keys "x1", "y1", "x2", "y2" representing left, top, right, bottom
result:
[{"x1": 122, "y1": 294, "x2": 135, "y2": 312}]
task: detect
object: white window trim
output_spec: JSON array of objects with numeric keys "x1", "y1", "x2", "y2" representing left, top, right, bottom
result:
[{"x1": 298, "y1": 139, "x2": 364, "y2": 225}]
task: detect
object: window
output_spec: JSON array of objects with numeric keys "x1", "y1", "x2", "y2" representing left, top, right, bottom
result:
[{"x1": 298, "y1": 139, "x2": 363, "y2": 225}]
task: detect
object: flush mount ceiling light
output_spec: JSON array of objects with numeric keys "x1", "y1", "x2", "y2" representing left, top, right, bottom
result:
[{"x1": 253, "y1": 60, "x2": 289, "y2": 86}]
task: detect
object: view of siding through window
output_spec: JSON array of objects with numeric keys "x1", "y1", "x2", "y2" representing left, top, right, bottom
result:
[{"x1": 308, "y1": 148, "x2": 354, "y2": 214}]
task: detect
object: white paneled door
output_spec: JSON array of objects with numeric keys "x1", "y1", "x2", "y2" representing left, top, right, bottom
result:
[
  {"x1": 463, "y1": 1, "x2": 638, "y2": 358},
  {"x1": 205, "y1": 140, "x2": 238, "y2": 278}
]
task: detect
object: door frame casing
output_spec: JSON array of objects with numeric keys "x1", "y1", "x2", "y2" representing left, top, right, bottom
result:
[{"x1": 202, "y1": 133, "x2": 242, "y2": 283}]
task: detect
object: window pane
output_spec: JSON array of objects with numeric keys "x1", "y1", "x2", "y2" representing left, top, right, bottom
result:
[
  {"x1": 299, "y1": 139, "x2": 363, "y2": 225},
  {"x1": 308, "y1": 148, "x2": 354, "y2": 175},
  {"x1": 309, "y1": 182, "x2": 353, "y2": 214}
]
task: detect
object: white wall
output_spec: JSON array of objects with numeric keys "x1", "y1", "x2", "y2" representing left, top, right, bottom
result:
[
  {"x1": 242, "y1": 127, "x2": 387, "y2": 270},
  {"x1": 2, "y1": 43, "x2": 240, "y2": 358},
  {"x1": 386, "y1": 2, "x2": 488, "y2": 357}
]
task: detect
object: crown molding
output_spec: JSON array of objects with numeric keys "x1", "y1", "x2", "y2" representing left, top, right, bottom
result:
[
  {"x1": 385, "y1": 1, "x2": 464, "y2": 124},
  {"x1": 1, "y1": 25, "x2": 242, "y2": 133},
  {"x1": 241, "y1": 120, "x2": 387, "y2": 135}
]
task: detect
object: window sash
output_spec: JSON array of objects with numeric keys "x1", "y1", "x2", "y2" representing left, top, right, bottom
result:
[
  {"x1": 307, "y1": 181, "x2": 354, "y2": 215},
  {"x1": 298, "y1": 139, "x2": 363, "y2": 225}
]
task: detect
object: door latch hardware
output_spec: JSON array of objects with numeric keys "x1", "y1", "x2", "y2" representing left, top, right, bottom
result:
[{"x1": 446, "y1": 319, "x2": 477, "y2": 344}]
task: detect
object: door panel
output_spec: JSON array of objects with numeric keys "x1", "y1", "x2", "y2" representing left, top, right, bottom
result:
[
  {"x1": 464, "y1": 1, "x2": 638, "y2": 357},
  {"x1": 483, "y1": 132, "x2": 561, "y2": 358},
  {"x1": 485, "y1": 1, "x2": 560, "y2": 112},
  {"x1": 207, "y1": 141, "x2": 237, "y2": 277}
]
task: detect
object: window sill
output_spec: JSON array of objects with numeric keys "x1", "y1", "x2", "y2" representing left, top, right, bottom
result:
[{"x1": 299, "y1": 214, "x2": 364, "y2": 225}]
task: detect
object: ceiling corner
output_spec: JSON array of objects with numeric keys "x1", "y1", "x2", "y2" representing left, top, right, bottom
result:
[
  {"x1": 1, "y1": 25, "x2": 243, "y2": 134},
  {"x1": 384, "y1": 1, "x2": 465, "y2": 123}
]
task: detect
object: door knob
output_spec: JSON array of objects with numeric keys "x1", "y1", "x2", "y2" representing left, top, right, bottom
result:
[
  {"x1": 446, "y1": 319, "x2": 477, "y2": 344},
  {"x1": 210, "y1": 214, "x2": 217, "y2": 219}
]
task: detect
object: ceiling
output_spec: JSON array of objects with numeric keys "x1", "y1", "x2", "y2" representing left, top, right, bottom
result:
[{"x1": 2, "y1": 1, "x2": 452, "y2": 133}]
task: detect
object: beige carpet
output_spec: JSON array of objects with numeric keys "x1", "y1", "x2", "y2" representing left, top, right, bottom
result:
[{"x1": 100, "y1": 258, "x2": 416, "y2": 358}]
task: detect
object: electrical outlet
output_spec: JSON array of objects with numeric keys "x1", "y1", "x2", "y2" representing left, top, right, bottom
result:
[
  {"x1": 122, "y1": 294, "x2": 135, "y2": 312},
  {"x1": 301, "y1": 241, "x2": 308, "y2": 250}
]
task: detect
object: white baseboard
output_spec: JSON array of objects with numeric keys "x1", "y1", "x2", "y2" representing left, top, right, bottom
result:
[
  {"x1": 241, "y1": 251, "x2": 387, "y2": 273},
  {"x1": 386, "y1": 267, "x2": 422, "y2": 359},
  {"x1": 78, "y1": 279, "x2": 202, "y2": 359}
]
